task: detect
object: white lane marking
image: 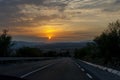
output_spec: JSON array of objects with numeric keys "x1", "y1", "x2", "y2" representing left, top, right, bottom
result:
[
  {"x1": 74, "y1": 62, "x2": 81, "y2": 68},
  {"x1": 81, "y1": 68, "x2": 85, "y2": 71},
  {"x1": 78, "y1": 65, "x2": 81, "y2": 68},
  {"x1": 86, "y1": 73, "x2": 93, "y2": 79},
  {"x1": 20, "y1": 63, "x2": 54, "y2": 78}
]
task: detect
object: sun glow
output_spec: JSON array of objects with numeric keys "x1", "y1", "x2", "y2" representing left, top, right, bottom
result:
[
  {"x1": 42, "y1": 26, "x2": 56, "y2": 40},
  {"x1": 33, "y1": 25, "x2": 63, "y2": 40},
  {"x1": 48, "y1": 36, "x2": 52, "y2": 40}
]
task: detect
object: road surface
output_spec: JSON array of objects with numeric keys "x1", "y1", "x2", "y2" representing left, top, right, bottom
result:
[{"x1": 0, "y1": 58, "x2": 120, "y2": 80}]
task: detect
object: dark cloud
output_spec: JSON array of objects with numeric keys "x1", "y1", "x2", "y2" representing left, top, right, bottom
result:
[
  {"x1": 102, "y1": 0, "x2": 120, "y2": 12},
  {"x1": 74, "y1": 0, "x2": 120, "y2": 12},
  {"x1": 0, "y1": 0, "x2": 68, "y2": 27},
  {"x1": 0, "y1": 0, "x2": 119, "y2": 28},
  {"x1": 114, "y1": 0, "x2": 120, "y2": 4}
]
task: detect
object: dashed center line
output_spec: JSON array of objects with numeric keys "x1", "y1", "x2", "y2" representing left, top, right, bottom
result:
[
  {"x1": 75, "y1": 63, "x2": 80, "y2": 67},
  {"x1": 81, "y1": 68, "x2": 85, "y2": 71},
  {"x1": 86, "y1": 73, "x2": 93, "y2": 79},
  {"x1": 78, "y1": 66, "x2": 81, "y2": 68},
  {"x1": 74, "y1": 62, "x2": 93, "y2": 79}
]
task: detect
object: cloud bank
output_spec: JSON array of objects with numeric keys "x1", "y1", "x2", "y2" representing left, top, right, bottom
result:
[{"x1": 0, "y1": 0, "x2": 120, "y2": 42}]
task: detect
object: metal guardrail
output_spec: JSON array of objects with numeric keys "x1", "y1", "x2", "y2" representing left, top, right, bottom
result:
[
  {"x1": 0, "y1": 57, "x2": 53, "y2": 60},
  {"x1": 80, "y1": 60, "x2": 120, "y2": 77},
  {"x1": 0, "y1": 57, "x2": 54, "y2": 63}
]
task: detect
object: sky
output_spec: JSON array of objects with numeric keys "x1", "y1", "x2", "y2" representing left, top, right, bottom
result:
[{"x1": 0, "y1": 0, "x2": 120, "y2": 42}]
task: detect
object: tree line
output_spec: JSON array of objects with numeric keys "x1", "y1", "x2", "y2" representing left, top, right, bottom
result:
[{"x1": 74, "y1": 20, "x2": 120, "y2": 69}]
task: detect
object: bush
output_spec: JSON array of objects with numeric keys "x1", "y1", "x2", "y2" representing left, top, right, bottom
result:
[{"x1": 16, "y1": 47, "x2": 42, "y2": 57}]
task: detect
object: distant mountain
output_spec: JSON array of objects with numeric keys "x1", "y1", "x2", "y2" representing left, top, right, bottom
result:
[
  {"x1": 12, "y1": 41, "x2": 45, "y2": 49},
  {"x1": 37, "y1": 42, "x2": 88, "y2": 50},
  {"x1": 12, "y1": 41, "x2": 92, "y2": 49}
]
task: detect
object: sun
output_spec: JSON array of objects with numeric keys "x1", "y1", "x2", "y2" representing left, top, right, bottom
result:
[
  {"x1": 40, "y1": 25, "x2": 61, "y2": 40},
  {"x1": 48, "y1": 36, "x2": 52, "y2": 40}
]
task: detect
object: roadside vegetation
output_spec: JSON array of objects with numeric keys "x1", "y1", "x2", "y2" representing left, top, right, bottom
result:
[
  {"x1": 0, "y1": 30, "x2": 13, "y2": 56},
  {"x1": 74, "y1": 20, "x2": 120, "y2": 70},
  {"x1": 15, "y1": 47, "x2": 42, "y2": 57}
]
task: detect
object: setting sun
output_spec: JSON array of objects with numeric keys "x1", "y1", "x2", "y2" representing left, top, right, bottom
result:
[
  {"x1": 48, "y1": 36, "x2": 52, "y2": 40},
  {"x1": 41, "y1": 25, "x2": 61, "y2": 40}
]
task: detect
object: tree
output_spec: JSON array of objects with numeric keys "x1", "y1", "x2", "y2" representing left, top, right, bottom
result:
[
  {"x1": 74, "y1": 20, "x2": 120, "y2": 68},
  {"x1": 0, "y1": 30, "x2": 12, "y2": 56},
  {"x1": 94, "y1": 20, "x2": 120, "y2": 65}
]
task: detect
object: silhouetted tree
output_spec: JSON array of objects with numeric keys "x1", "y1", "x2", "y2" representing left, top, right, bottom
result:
[
  {"x1": 94, "y1": 20, "x2": 120, "y2": 65},
  {"x1": 0, "y1": 30, "x2": 12, "y2": 56},
  {"x1": 74, "y1": 20, "x2": 120, "y2": 69}
]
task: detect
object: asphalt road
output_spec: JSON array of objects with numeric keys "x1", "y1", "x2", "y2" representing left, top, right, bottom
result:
[
  {"x1": 0, "y1": 58, "x2": 119, "y2": 80},
  {"x1": 23, "y1": 58, "x2": 92, "y2": 80}
]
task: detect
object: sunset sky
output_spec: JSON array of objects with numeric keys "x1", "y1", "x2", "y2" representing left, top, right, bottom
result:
[{"x1": 0, "y1": 0, "x2": 120, "y2": 42}]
